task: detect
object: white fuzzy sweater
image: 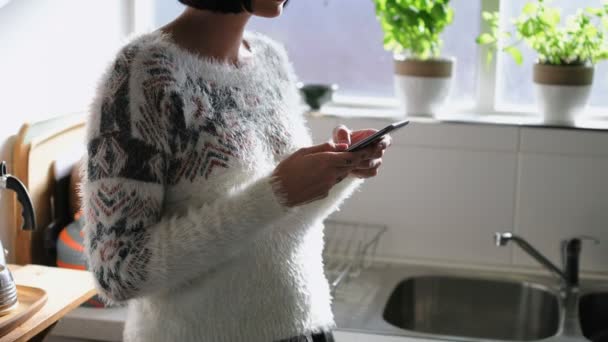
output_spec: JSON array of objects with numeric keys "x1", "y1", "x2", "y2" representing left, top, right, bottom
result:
[{"x1": 82, "y1": 31, "x2": 363, "y2": 342}]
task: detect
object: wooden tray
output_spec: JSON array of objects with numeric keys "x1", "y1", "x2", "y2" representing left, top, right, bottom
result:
[{"x1": 0, "y1": 286, "x2": 47, "y2": 338}]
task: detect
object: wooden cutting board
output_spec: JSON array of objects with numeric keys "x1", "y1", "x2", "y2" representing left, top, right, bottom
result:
[
  {"x1": 0, "y1": 286, "x2": 47, "y2": 338},
  {"x1": 0, "y1": 265, "x2": 96, "y2": 342}
]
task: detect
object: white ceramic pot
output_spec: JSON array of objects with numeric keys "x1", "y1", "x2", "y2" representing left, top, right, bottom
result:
[
  {"x1": 533, "y1": 63, "x2": 594, "y2": 125},
  {"x1": 394, "y1": 57, "x2": 454, "y2": 117}
]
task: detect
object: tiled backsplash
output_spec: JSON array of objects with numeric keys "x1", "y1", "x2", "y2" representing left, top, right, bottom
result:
[{"x1": 308, "y1": 116, "x2": 608, "y2": 274}]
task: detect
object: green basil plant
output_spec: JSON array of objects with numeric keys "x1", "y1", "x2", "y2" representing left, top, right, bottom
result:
[
  {"x1": 477, "y1": 0, "x2": 608, "y2": 66},
  {"x1": 372, "y1": 0, "x2": 454, "y2": 60}
]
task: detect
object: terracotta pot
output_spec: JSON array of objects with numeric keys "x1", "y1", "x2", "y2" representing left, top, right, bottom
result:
[
  {"x1": 394, "y1": 57, "x2": 454, "y2": 117},
  {"x1": 533, "y1": 63, "x2": 594, "y2": 124}
]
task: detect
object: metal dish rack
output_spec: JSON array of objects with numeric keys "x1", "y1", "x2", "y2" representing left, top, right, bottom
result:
[{"x1": 323, "y1": 219, "x2": 387, "y2": 295}]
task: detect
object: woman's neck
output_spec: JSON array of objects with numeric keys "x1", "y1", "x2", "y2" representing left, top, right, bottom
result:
[{"x1": 160, "y1": 7, "x2": 253, "y2": 65}]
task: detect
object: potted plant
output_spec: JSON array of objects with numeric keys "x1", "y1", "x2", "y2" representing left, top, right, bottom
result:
[
  {"x1": 477, "y1": 0, "x2": 608, "y2": 124},
  {"x1": 372, "y1": 0, "x2": 455, "y2": 117}
]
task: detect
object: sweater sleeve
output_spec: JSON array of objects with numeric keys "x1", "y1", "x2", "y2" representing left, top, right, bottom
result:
[
  {"x1": 260, "y1": 35, "x2": 366, "y2": 224},
  {"x1": 82, "y1": 47, "x2": 292, "y2": 303},
  {"x1": 290, "y1": 169, "x2": 364, "y2": 224},
  {"x1": 83, "y1": 167, "x2": 288, "y2": 302}
]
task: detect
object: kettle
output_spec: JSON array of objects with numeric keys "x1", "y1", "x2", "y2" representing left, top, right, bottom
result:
[{"x1": 0, "y1": 161, "x2": 36, "y2": 314}]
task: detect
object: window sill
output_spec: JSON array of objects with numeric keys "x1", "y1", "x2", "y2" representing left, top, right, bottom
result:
[{"x1": 306, "y1": 100, "x2": 608, "y2": 132}]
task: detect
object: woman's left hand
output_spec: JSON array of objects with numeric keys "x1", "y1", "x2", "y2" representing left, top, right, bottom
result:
[{"x1": 332, "y1": 125, "x2": 392, "y2": 179}]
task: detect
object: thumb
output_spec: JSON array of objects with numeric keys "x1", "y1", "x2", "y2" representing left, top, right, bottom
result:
[
  {"x1": 332, "y1": 125, "x2": 351, "y2": 145},
  {"x1": 298, "y1": 142, "x2": 347, "y2": 155}
]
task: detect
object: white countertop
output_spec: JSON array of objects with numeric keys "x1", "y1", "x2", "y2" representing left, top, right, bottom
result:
[{"x1": 50, "y1": 262, "x2": 607, "y2": 342}]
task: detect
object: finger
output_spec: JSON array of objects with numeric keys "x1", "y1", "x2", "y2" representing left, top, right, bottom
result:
[
  {"x1": 319, "y1": 151, "x2": 370, "y2": 168},
  {"x1": 298, "y1": 142, "x2": 346, "y2": 155},
  {"x1": 356, "y1": 158, "x2": 382, "y2": 170},
  {"x1": 370, "y1": 148, "x2": 385, "y2": 160},
  {"x1": 332, "y1": 125, "x2": 351, "y2": 145},
  {"x1": 380, "y1": 134, "x2": 392, "y2": 149},
  {"x1": 351, "y1": 129, "x2": 378, "y2": 144},
  {"x1": 373, "y1": 135, "x2": 391, "y2": 150},
  {"x1": 363, "y1": 135, "x2": 391, "y2": 151},
  {"x1": 356, "y1": 144, "x2": 384, "y2": 160},
  {"x1": 351, "y1": 167, "x2": 380, "y2": 179}
]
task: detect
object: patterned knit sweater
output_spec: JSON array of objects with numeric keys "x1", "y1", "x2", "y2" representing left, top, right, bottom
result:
[{"x1": 82, "y1": 31, "x2": 363, "y2": 342}]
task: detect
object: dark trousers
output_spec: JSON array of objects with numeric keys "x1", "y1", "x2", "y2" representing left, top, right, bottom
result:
[{"x1": 278, "y1": 331, "x2": 335, "y2": 342}]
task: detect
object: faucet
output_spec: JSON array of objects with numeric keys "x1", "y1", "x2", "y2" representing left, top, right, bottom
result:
[
  {"x1": 0, "y1": 161, "x2": 36, "y2": 230},
  {"x1": 494, "y1": 232, "x2": 599, "y2": 290}
]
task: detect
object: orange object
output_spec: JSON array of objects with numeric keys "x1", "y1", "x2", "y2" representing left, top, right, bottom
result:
[{"x1": 58, "y1": 229, "x2": 84, "y2": 253}]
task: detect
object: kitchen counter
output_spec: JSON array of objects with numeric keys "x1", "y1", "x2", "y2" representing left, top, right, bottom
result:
[
  {"x1": 48, "y1": 262, "x2": 608, "y2": 342},
  {"x1": 2, "y1": 265, "x2": 96, "y2": 342}
]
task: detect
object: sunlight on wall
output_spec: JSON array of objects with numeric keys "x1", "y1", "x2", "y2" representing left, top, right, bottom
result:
[{"x1": 0, "y1": 0, "x2": 130, "y2": 140}]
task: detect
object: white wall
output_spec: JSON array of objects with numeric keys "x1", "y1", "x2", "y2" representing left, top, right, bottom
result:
[
  {"x1": 309, "y1": 116, "x2": 608, "y2": 275},
  {"x1": 0, "y1": 0, "x2": 131, "y2": 258}
]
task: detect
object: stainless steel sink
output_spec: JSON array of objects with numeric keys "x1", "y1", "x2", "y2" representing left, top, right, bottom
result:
[
  {"x1": 382, "y1": 276, "x2": 560, "y2": 341},
  {"x1": 579, "y1": 292, "x2": 608, "y2": 342},
  {"x1": 331, "y1": 263, "x2": 608, "y2": 342}
]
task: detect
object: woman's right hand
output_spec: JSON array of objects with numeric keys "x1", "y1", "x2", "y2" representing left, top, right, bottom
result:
[{"x1": 272, "y1": 142, "x2": 368, "y2": 207}]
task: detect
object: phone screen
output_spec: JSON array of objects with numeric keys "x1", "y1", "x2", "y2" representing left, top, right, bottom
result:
[{"x1": 346, "y1": 120, "x2": 409, "y2": 152}]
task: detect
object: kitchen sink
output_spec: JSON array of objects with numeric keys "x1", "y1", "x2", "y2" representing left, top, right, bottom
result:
[
  {"x1": 382, "y1": 276, "x2": 561, "y2": 341},
  {"x1": 579, "y1": 292, "x2": 608, "y2": 342}
]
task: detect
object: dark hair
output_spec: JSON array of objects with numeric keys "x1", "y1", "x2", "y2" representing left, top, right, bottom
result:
[{"x1": 179, "y1": 0, "x2": 289, "y2": 13}]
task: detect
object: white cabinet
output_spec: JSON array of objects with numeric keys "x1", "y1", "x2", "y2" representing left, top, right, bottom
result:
[{"x1": 334, "y1": 330, "x2": 435, "y2": 342}]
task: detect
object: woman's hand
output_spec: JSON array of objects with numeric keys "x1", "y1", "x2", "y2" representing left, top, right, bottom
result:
[
  {"x1": 272, "y1": 142, "x2": 369, "y2": 207},
  {"x1": 332, "y1": 125, "x2": 392, "y2": 179}
]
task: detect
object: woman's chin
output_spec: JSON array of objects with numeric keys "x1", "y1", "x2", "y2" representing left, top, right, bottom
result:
[{"x1": 254, "y1": 5, "x2": 284, "y2": 18}]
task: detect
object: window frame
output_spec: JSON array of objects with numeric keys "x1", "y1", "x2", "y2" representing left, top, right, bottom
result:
[
  {"x1": 476, "y1": 0, "x2": 500, "y2": 114},
  {"x1": 132, "y1": 0, "x2": 156, "y2": 34},
  {"x1": 135, "y1": 0, "x2": 608, "y2": 124}
]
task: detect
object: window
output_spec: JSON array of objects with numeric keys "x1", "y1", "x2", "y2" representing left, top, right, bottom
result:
[
  {"x1": 149, "y1": 0, "x2": 607, "y2": 118},
  {"x1": 152, "y1": 0, "x2": 480, "y2": 107},
  {"x1": 496, "y1": 0, "x2": 608, "y2": 111}
]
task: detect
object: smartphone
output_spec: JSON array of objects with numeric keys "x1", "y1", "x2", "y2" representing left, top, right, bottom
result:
[{"x1": 346, "y1": 120, "x2": 409, "y2": 152}]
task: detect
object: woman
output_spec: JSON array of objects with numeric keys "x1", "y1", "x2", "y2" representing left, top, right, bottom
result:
[{"x1": 82, "y1": 0, "x2": 391, "y2": 341}]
